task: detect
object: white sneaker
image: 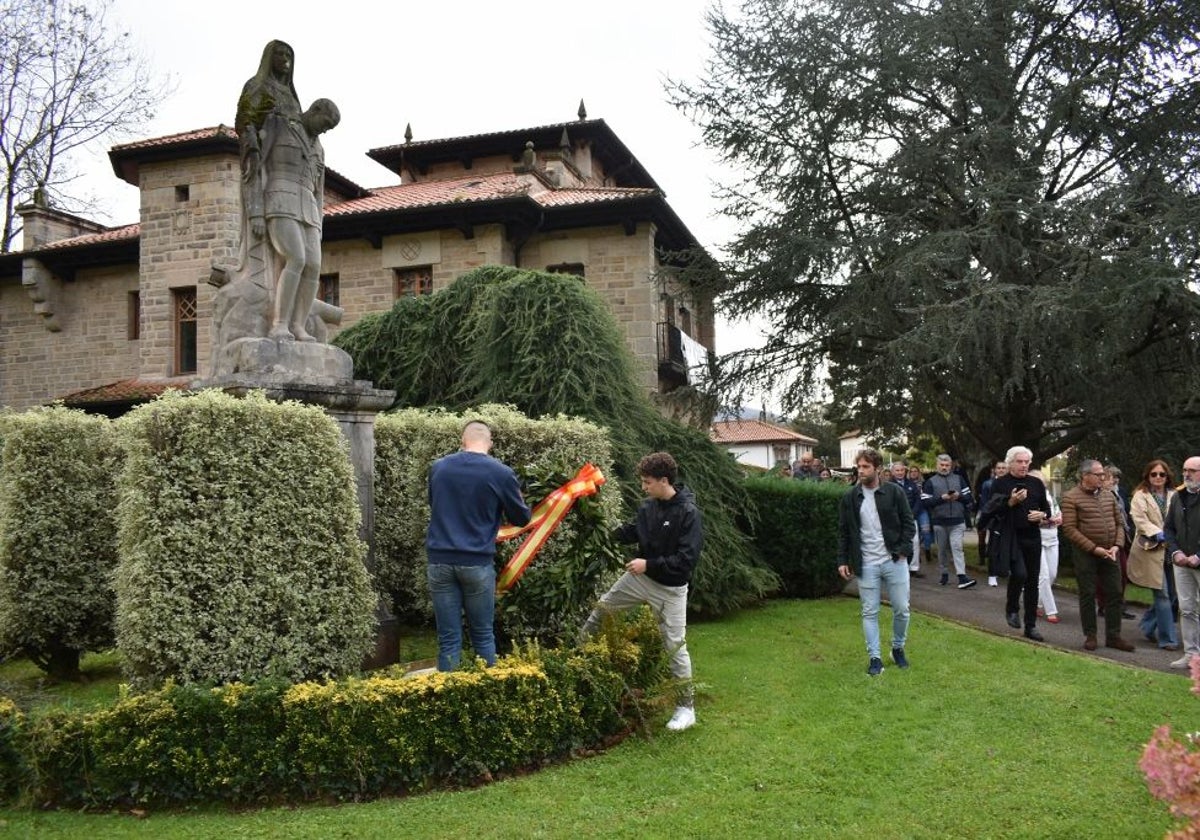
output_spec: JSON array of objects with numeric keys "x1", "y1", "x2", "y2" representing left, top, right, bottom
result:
[
  {"x1": 1171, "y1": 655, "x2": 1194, "y2": 669},
  {"x1": 987, "y1": 576, "x2": 998, "y2": 587},
  {"x1": 666, "y1": 706, "x2": 696, "y2": 731}
]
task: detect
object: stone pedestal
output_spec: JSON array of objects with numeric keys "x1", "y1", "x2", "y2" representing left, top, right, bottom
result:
[{"x1": 195, "y1": 370, "x2": 399, "y2": 669}]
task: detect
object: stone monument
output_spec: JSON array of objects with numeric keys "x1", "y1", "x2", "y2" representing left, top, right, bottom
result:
[{"x1": 196, "y1": 39, "x2": 397, "y2": 668}]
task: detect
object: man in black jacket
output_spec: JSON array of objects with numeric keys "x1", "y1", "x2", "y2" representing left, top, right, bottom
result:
[
  {"x1": 838, "y1": 448, "x2": 917, "y2": 676},
  {"x1": 1166, "y1": 455, "x2": 1200, "y2": 668},
  {"x1": 581, "y1": 452, "x2": 703, "y2": 731}
]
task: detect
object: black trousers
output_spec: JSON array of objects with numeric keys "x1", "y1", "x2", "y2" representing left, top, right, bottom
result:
[{"x1": 1005, "y1": 535, "x2": 1042, "y2": 629}]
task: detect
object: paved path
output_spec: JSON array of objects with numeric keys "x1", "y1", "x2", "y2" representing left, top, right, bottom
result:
[{"x1": 849, "y1": 538, "x2": 1187, "y2": 676}]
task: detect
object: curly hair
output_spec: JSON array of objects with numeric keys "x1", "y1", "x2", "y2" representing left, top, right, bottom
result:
[{"x1": 637, "y1": 451, "x2": 678, "y2": 483}]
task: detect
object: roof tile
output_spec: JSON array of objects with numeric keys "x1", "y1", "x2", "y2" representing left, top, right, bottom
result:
[{"x1": 710, "y1": 418, "x2": 817, "y2": 445}]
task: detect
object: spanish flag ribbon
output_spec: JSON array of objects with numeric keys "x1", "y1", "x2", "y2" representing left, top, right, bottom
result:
[{"x1": 495, "y1": 462, "x2": 606, "y2": 593}]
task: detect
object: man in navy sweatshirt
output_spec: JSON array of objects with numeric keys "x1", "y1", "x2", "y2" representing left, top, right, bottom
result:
[{"x1": 426, "y1": 420, "x2": 531, "y2": 671}]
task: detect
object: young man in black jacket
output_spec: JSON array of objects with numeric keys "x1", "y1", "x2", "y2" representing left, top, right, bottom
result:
[
  {"x1": 581, "y1": 452, "x2": 702, "y2": 731},
  {"x1": 838, "y1": 447, "x2": 917, "y2": 676}
]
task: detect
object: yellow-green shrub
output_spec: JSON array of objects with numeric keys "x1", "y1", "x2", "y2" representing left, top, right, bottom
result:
[
  {"x1": 0, "y1": 696, "x2": 23, "y2": 799},
  {"x1": 113, "y1": 390, "x2": 376, "y2": 689},
  {"x1": 12, "y1": 611, "x2": 667, "y2": 808},
  {"x1": 0, "y1": 407, "x2": 121, "y2": 680}
]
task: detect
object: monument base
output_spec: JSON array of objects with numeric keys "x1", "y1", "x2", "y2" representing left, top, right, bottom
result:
[{"x1": 211, "y1": 336, "x2": 355, "y2": 384}]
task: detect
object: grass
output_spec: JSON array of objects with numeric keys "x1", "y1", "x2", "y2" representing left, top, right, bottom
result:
[{"x1": 0, "y1": 598, "x2": 1188, "y2": 839}]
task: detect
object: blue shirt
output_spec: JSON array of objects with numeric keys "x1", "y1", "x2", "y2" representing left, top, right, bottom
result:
[{"x1": 426, "y1": 450, "x2": 532, "y2": 566}]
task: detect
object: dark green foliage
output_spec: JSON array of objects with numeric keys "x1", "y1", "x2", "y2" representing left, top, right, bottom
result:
[
  {"x1": 11, "y1": 615, "x2": 665, "y2": 809},
  {"x1": 336, "y1": 266, "x2": 778, "y2": 616},
  {"x1": 672, "y1": 0, "x2": 1200, "y2": 464},
  {"x1": 0, "y1": 407, "x2": 121, "y2": 680},
  {"x1": 113, "y1": 390, "x2": 376, "y2": 689},
  {"x1": 745, "y1": 476, "x2": 848, "y2": 598}
]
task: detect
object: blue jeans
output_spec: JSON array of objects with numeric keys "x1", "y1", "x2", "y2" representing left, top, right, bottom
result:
[
  {"x1": 428, "y1": 563, "x2": 497, "y2": 672},
  {"x1": 858, "y1": 559, "x2": 910, "y2": 658},
  {"x1": 1139, "y1": 586, "x2": 1180, "y2": 647}
]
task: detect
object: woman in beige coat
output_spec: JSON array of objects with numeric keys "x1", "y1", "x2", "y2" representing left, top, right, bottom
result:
[{"x1": 1130, "y1": 460, "x2": 1179, "y2": 649}]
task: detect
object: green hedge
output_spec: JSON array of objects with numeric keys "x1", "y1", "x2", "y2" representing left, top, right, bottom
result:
[
  {"x1": 375, "y1": 404, "x2": 623, "y2": 645},
  {"x1": 8, "y1": 612, "x2": 667, "y2": 809},
  {"x1": 113, "y1": 390, "x2": 376, "y2": 689},
  {"x1": 745, "y1": 476, "x2": 848, "y2": 598},
  {"x1": 0, "y1": 407, "x2": 121, "y2": 680}
]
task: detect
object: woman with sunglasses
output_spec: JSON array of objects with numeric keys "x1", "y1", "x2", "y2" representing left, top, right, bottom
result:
[{"x1": 1129, "y1": 460, "x2": 1180, "y2": 650}]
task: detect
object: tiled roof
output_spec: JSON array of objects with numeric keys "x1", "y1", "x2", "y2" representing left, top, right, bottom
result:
[
  {"x1": 536, "y1": 187, "x2": 655, "y2": 206},
  {"x1": 370, "y1": 119, "x2": 603, "y2": 156},
  {"x1": 37, "y1": 223, "x2": 140, "y2": 251},
  {"x1": 110, "y1": 125, "x2": 238, "y2": 152},
  {"x1": 325, "y1": 172, "x2": 656, "y2": 217},
  {"x1": 57, "y1": 378, "x2": 190, "y2": 406},
  {"x1": 710, "y1": 418, "x2": 818, "y2": 445}
]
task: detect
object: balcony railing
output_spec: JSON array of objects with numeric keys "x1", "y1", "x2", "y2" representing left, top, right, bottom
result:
[{"x1": 656, "y1": 322, "x2": 710, "y2": 390}]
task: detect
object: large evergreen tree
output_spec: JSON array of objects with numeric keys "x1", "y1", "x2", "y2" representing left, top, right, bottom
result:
[{"x1": 672, "y1": 0, "x2": 1200, "y2": 464}]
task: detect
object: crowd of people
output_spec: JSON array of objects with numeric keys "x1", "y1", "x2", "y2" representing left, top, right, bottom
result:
[{"x1": 836, "y1": 445, "x2": 1200, "y2": 675}]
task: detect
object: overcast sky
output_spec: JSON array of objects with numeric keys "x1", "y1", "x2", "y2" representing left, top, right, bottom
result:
[{"x1": 74, "y1": 0, "x2": 771, "y2": 357}]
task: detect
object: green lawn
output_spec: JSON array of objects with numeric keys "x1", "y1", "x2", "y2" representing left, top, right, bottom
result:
[{"x1": 0, "y1": 598, "x2": 1187, "y2": 839}]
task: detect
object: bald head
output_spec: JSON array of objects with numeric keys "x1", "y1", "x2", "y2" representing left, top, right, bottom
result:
[{"x1": 461, "y1": 421, "x2": 493, "y2": 452}]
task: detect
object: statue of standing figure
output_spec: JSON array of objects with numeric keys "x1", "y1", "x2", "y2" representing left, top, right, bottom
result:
[
  {"x1": 208, "y1": 40, "x2": 346, "y2": 377},
  {"x1": 233, "y1": 40, "x2": 340, "y2": 342}
]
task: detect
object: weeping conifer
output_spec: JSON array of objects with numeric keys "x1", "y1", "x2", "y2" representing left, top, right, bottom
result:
[{"x1": 335, "y1": 265, "x2": 778, "y2": 616}]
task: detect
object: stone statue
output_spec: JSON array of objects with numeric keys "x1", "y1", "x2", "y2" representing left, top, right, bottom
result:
[
  {"x1": 257, "y1": 97, "x2": 340, "y2": 341},
  {"x1": 207, "y1": 41, "x2": 349, "y2": 382}
]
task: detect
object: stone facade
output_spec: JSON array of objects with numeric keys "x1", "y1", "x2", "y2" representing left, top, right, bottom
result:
[{"x1": 0, "y1": 119, "x2": 715, "y2": 411}]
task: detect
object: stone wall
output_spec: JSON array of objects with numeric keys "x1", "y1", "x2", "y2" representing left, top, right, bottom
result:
[
  {"x1": 0, "y1": 265, "x2": 141, "y2": 410},
  {"x1": 135, "y1": 153, "x2": 241, "y2": 378}
]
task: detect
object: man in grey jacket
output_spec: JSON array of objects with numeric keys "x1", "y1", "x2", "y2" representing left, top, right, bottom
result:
[{"x1": 924, "y1": 454, "x2": 977, "y2": 589}]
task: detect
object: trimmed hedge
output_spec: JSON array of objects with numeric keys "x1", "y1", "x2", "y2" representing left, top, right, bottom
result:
[
  {"x1": 7, "y1": 611, "x2": 668, "y2": 809},
  {"x1": 0, "y1": 407, "x2": 121, "y2": 680},
  {"x1": 113, "y1": 390, "x2": 376, "y2": 689},
  {"x1": 745, "y1": 475, "x2": 848, "y2": 598}
]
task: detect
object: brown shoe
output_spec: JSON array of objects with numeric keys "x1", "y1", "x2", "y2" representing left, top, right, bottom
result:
[
  {"x1": 1106, "y1": 637, "x2": 1135, "y2": 652},
  {"x1": 1084, "y1": 635, "x2": 1097, "y2": 651}
]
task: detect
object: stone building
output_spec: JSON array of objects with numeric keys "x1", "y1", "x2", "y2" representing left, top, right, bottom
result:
[{"x1": 0, "y1": 115, "x2": 714, "y2": 412}]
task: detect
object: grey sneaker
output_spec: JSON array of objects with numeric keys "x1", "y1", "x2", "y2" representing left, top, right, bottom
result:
[
  {"x1": 1171, "y1": 655, "x2": 1193, "y2": 669},
  {"x1": 867, "y1": 657, "x2": 884, "y2": 676}
]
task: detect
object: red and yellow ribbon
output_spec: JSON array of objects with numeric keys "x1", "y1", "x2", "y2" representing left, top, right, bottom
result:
[{"x1": 495, "y1": 462, "x2": 606, "y2": 593}]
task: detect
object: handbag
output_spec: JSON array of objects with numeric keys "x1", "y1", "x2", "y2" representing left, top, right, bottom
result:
[{"x1": 1128, "y1": 535, "x2": 1165, "y2": 589}]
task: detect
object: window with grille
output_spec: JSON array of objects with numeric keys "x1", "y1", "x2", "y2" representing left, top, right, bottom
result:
[
  {"x1": 393, "y1": 266, "x2": 433, "y2": 298},
  {"x1": 174, "y1": 287, "x2": 198, "y2": 375},
  {"x1": 319, "y1": 273, "x2": 340, "y2": 307}
]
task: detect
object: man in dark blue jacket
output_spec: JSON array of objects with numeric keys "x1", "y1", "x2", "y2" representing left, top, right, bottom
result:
[
  {"x1": 889, "y1": 460, "x2": 924, "y2": 577},
  {"x1": 582, "y1": 451, "x2": 703, "y2": 731},
  {"x1": 426, "y1": 420, "x2": 531, "y2": 672}
]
